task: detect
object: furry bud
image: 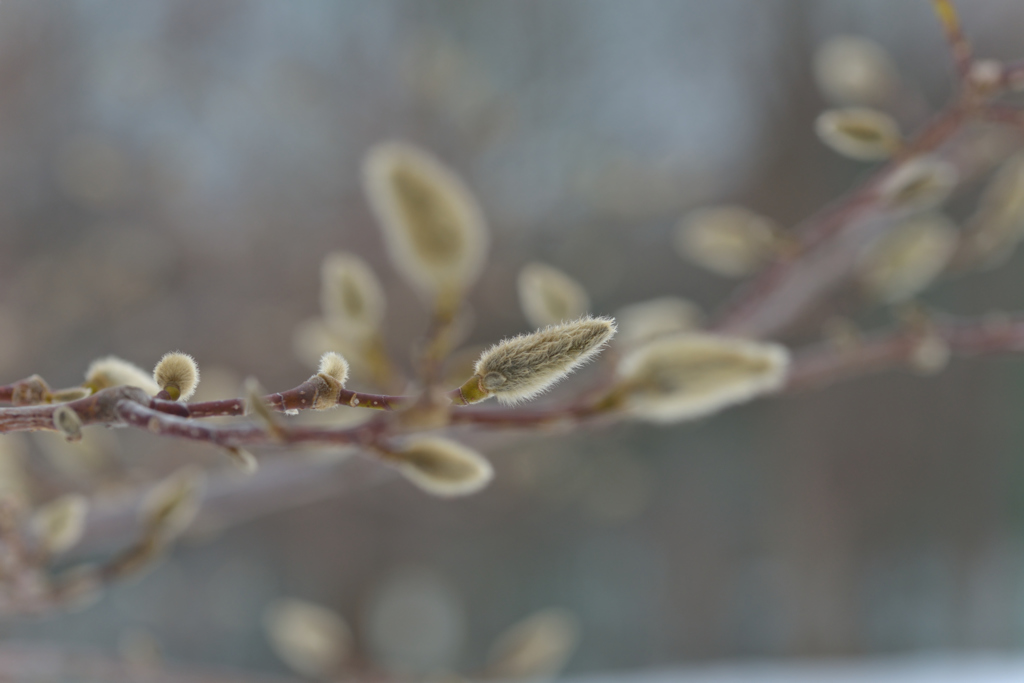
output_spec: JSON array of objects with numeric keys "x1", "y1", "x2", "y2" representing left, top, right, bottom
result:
[
  {"x1": 320, "y1": 252, "x2": 386, "y2": 339},
  {"x1": 363, "y1": 141, "x2": 488, "y2": 306},
  {"x1": 264, "y1": 599, "x2": 352, "y2": 679},
  {"x1": 84, "y1": 356, "x2": 160, "y2": 395},
  {"x1": 517, "y1": 262, "x2": 590, "y2": 329},
  {"x1": 858, "y1": 213, "x2": 957, "y2": 303},
  {"x1": 153, "y1": 352, "x2": 200, "y2": 402},
  {"x1": 390, "y1": 436, "x2": 494, "y2": 497},
  {"x1": 615, "y1": 332, "x2": 790, "y2": 423},
  {"x1": 31, "y1": 494, "x2": 88, "y2": 555},
  {"x1": 674, "y1": 206, "x2": 779, "y2": 277},
  {"x1": 815, "y1": 107, "x2": 901, "y2": 161},
  {"x1": 459, "y1": 316, "x2": 616, "y2": 405},
  {"x1": 309, "y1": 352, "x2": 350, "y2": 410}
]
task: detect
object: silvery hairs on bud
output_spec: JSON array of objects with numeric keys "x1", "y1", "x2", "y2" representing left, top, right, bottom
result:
[
  {"x1": 153, "y1": 352, "x2": 200, "y2": 401},
  {"x1": 616, "y1": 332, "x2": 790, "y2": 423},
  {"x1": 469, "y1": 316, "x2": 617, "y2": 405},
  {"x1": 363, "y1": 141, "x2": 489, "y2": 304}
]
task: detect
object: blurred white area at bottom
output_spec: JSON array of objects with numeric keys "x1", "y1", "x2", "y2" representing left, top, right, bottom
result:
[{"x1": 564, "y1": 655, "x2": 1024, "y2": 683}]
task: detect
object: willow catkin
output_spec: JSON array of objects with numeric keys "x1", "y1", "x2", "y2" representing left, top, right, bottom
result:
[
  {"x1": 391, "y1": 436, "x2": 494, "y2": 497},
  {"x1": 815, "y1": 107, "x2": 901, "y2": 161},
  {"x1": 153, "y1": 352, "x2": 200, "y2": 401},
  {"x1": 363, "y1": 141, "x2": 488, "y2": 306},
  {"x1": 320, "y1": 251, "x2": 386, "y2": 339},
  {"x1": 674, "y1": 206, "x2": 779, "y2": 277},
  {"x1": 517, "y1": 262, "x2": 590, "y2": 329},
  {"x1": 616, "y1": 332, "x2": 790, "y2": 423},
  {"x1": 963, "y1": 152, "x2": 1024, "y2": 267},
  {"x1": 459, "y1": 316, "x2": 617, "y2": 405},
  {"x1": 859, "y1": 213, "x2": 957, "y2": 303},
  {"x1": 264, "y1": 598, "x2": 352, "y2": 679},
  {"x1": 84, "y1": 356, "x2": 160, "y2": 395},
  {"x1": 307, "y1": 351, "x2": 350, "y2": 410}
]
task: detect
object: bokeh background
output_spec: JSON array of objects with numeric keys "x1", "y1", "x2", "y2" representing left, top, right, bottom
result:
[{"x1": 2, "y1": 0, "x2": 1024, "y2": 679}]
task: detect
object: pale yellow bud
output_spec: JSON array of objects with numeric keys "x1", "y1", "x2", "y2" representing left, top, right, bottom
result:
[
  {"x1": 52, "y1": 405, "x2": 83, "y2": 442},
  {"x1": 616, "y1": 296, "x2": 703, "y2": 347},
  {"x1": 84, "y1": 356, "x2": 160, "y2": 395},
  {"x1": 674, "y1": 206, "x2": 778, "y2": 277},
  {"x1": 964, "y1": 153, "x2": 1024, "y2": 267},
  {"x1": 391, "y1": 436, "x2": 493, "y2": 497},
  {"x1": 815, "y1": 107, "x2": 901, "y2": 161},
  {"x1": 813, "y1": 35, "x2": 898, "y2": 105},
  {"x1": 877, "y1": 156, "x2": 958, "y2": 212},
  {"x1": 616, "y1": 332, "x2": 789, "y2": 423},
  {"x1": 517, "y1": 262, "x2": 590, "y2": 329},
  {"x1": 31, "y1": 494, "x2": 88, "y2": 555},
  {"x1": 460, "y1": 316, "x2": 617, "y2": 405},
  {"x1": 152, "y1": 352, "x2": 200, "y2": 402},
  {"x1": 308, "y1": 352, "x2": 350, "y2": 410},
  {"x1": 320, "y1": 251, "x2": 386, "y2": 339},
  {"x1": 264, "y1": 598, "x2": 352, "y2": 679},
  {"x1": 139, "y1": 466, "x2": 206, "y2": 541},
  {"x1": 858, "y1": 213, "x2": 957, "y2": 303},
  {"x1": 363, "y1": 141, "x2": 488, "y2": 306},
  {"x1": 485, "y1": 608, "x2": 579, "y2": 681}
]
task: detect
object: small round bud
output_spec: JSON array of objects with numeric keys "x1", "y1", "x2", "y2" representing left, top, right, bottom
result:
[
  {"x1": 309, "y1": 352, "x2": 350, "y2": 410},
  {"x1": 152, "y1": 352, "x2": 200, "y2": 402},
  {"x1": 52, "y1": 405, "x2": 83, "y2": 442}
]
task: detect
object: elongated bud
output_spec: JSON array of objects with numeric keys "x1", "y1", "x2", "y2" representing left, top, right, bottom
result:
[
  {"x1": 264, "y1": 598, "x2": 352, "y2": 679},
  {"x1": 858, "y1": 213, "x2": 957, "y2": 303},
  {"x1": 674, "y1": 206, "x2": 779, "y2": 277},
  {"x1": 963, "y1": 152, "x2": 1024, "y2": 267},
  {"x1": 616, "y1": 297, "x2": 703, "y2": 347},
  {"x1": 458, "y1": 316, "x2": 616, "y2": 405},
  {"x1": 31, "y1": 494, "x2": 88, "y2": 555},
  {"x1": 877, "y1": 156, "x2": 958, "y2": 212},
  {"x1": 320, "y1": 251, "x2": 386, "y2": 339},
  {"x1": 517, "y1": 262, "x2": 590, "y2": 329},
  {"x1": 140, "y1": 466, "x2": 206, "y2": 541},
  {"x1": 153, "y1": 352, "x2": 199, "y2": 401},
  {"x1": 308, "y1": 352, "x2": 349, "y2": 410},
  {"x1": 52, "y1": 405, "x2": 83, "y2": 442},
  {"x1": 615, "y1": 332, "x2": 789, "y2": 423},
  {"x1": 485, "y1": 609, "x2": 579, "y2": 681},
  {"x1": 84, "y1": 356, "x2": 160, "y2": 395},
  {"x1": 390, "y1": 436, "x2": 493, "y2": 497},
  {"x1": 814, "y1": 35, "x2": 898, "y2": 105},
  {"x1": 815, "y1": 108, "x2": 901, "y2": 161},
  {"x1": 49, "y1": 387, "x2": 91, "y2": 403},
  {"x1": 363, "y1": 141, "x2": 489, "y2": 308}
]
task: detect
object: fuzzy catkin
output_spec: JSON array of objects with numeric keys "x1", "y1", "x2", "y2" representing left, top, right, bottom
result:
[
  {"x1": 153, "y1": 352, "x2": 200, "y2": 401},
  {"x1": 363, "y1": 141, "x2": 488, "y2": 303},
  {"x1": 616, "y1": 332, "x2": 789, "y2": 423},
  {"x1": 320, "y1": 252, "x2": 386, "y2": 339},
  {"x1": 85, "y1": 356, "x2": 160, "y2": 396},
  {"x1": 392, "y1": 436, "x2": 494, "y2": 497},
  {"x1": 473, "y1": 316, "x2": 616, "y2": 405}
]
